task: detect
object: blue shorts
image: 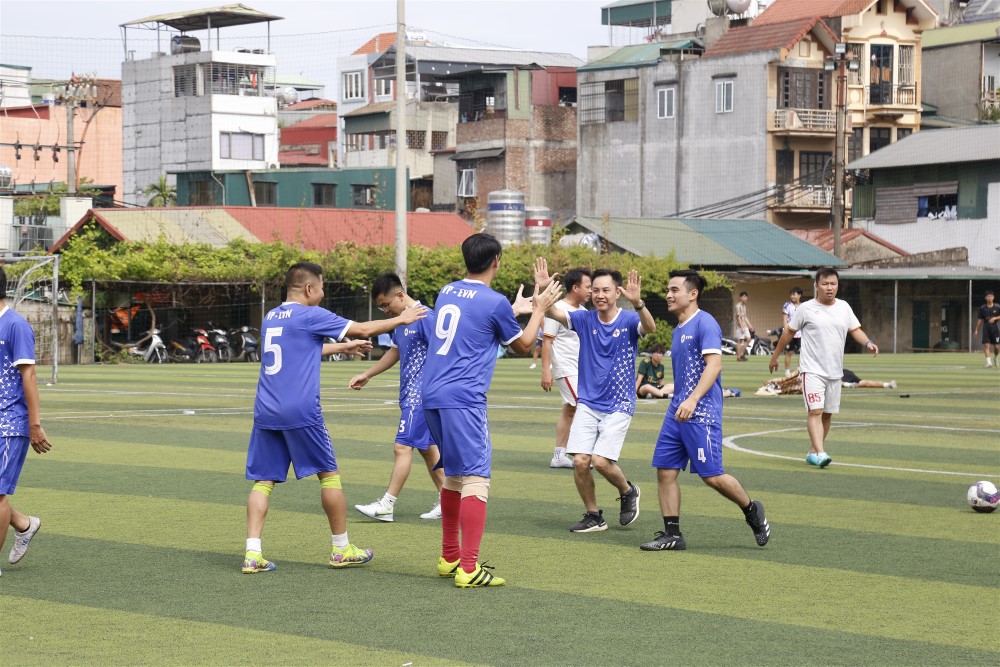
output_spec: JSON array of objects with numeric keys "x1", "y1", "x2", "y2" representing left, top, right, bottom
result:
[
  {"x1": 423, "y1": 407, "x2": 491, "y2": 478},
  {"x1": 652, "y1": 415, "x2": 725, "y2": 478},
  {"x1": 0, "y1": 436, "x2": 30, "y2": 495},
  {"x1": 246, "y1": 423, "x2": 338, "y2": 482},
  {"x1": 396, "y1": 405, "x2": 434, "y2": 450}
]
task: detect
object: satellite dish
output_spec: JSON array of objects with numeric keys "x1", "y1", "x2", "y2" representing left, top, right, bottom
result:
[
  {"x1": 707, "y1": 0, "x2": 727, "y2": 16},
  {"x1": 727, "y1": 0, "x2": 753, "y2": 13},
  {"x1": 280, "y1": 87, "x2": 298, "y2": 105}
]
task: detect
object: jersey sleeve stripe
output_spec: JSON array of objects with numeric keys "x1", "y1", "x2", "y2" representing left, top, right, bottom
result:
[
  {"x1": 12, "y1": 358, "x2": 35, "y2": 366},
  {"x1": 336, "y1": 320, "x2": 355, "y2": 341},
  {"x1": 502, "y1": 333, "x2": 521, "y2": 346}
]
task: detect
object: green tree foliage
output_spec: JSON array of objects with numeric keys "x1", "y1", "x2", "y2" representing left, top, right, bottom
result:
[
  {"x1": 639, "y1": 318, "x2": 674, "y2": 353},
  {"x1": 56, "y1": 219, "x2": 730, "y2": 303},
  {"x1": 143, "y1": 175, "x2": 177, "y2": 207},
  {"x1": 12, "y1": 179, "x2": 100, "y2": 220}
]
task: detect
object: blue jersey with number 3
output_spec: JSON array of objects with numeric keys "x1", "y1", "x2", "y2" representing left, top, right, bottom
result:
[
  {"x1": 390, "y1": 305, "x2": 434, "y2": 408},
  {"x1": 254, "y1": 302, "x2": 351, "y2": 430},
  {"x1": 420, "y1": 279, "x2": 521, "y2": 409}
]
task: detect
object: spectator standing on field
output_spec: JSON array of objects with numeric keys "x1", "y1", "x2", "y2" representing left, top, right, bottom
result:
[
  {"x1": 535, "y1": 258, "x2": 653, "y2": 535},
  {"x1": 781, "y1": 287, "x2": 803, "y2": 376},
  {"x1": 973, "y1": 290, "x2": 1000, "y2": 368},
  {"x1": 734, "y1": 291, "x2": 753, "y2": 361},
  {"x1": 540, "y1": 268, "x2": 592, "y2": 469},
  {"x1": 0, "y1": 267, "x2": 51, "y2": 576},
  {"x1": 641, "y1": 269, "x2": 770, "y2": 551},
  {"x1": 769, "y1": 267, "x2": 879, "y2": 469}
]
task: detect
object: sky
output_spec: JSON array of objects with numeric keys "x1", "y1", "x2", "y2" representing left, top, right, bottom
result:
[{"x1": 0, "y1": 1, "x2": 646, "y2": 96}]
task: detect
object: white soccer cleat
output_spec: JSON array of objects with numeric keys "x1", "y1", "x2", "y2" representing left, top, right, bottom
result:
[
  {"x1": 8, "y1": 516, "x2": 41, "y2": 564},
  {"x1": 420, "y1": 502, "x2": 442, "y2": 520},
  {"x1": 354, "y1": 499, "x2": 394, "y2": 522}
]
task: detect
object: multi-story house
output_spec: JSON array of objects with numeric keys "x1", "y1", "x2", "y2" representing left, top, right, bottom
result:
[
  {"x1": 577, "y1": 0, "x2": 937, "y2": 231},
  {"x1": 339, "y1": 34, "x2": 582, "y2": 217},
  {"x1": 120, "y1": 5, "x2": 283, "y2": 205}
]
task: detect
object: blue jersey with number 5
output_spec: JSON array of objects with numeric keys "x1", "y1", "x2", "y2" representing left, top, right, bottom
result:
[
  {"x1": 254, "y1": 302, "x2": 351, "y2": 429},
  {"x1": 420, "y1": 279, "x2": 521, "y2": 409}
]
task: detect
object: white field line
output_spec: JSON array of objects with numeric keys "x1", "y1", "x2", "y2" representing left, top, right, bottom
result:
[{"x1": 722, "y1": 426, "x2": 996, "y2": 478}]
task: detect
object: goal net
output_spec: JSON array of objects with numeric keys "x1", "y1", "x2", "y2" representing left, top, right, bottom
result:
[{"x1": 3, "y1": 254, "x2": 60, "y2": 384}]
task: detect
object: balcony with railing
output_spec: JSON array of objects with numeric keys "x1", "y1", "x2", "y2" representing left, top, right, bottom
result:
[
  {"x1": 863, "y1": 83, "x2": 918, "y2": 107},
  {"x1": 770, "y1": 184, "x2": 832, "y2": 210},
  {"x1": 769, "y1": 108, "x2": 836, "y2": 134}
]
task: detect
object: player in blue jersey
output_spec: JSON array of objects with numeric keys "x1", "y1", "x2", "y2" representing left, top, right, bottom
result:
[
  {"x1": 641, "y1": 269, "x2": 770, "y2": 551},
  {"x1": 349, "y1": 273, "x2": 444, "y2": 522},
  {"x1": 0, "y1": 268, "x2": 51, "y2": 576},
  {"x1": 421, "y1": 234, "x2": 562, "y2": 588},
  {"x1": 535, "y1": 258, "x2": 654, "y2": 534},
  {"x1": 243, "y1": 262, "x2": 427, "y2": 574}
]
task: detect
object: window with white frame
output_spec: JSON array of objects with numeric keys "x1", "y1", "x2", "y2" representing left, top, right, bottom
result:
[
  {"x1": 220, "y1": 132, "x2": 265, "y2": 160},
  {"x1": 898, "y1": 45, "x2": 915, "y2": 86},
  {"x1": 715, "y1": 80, "x2": 734, "y2": 113},
  {"x1": 458, "y1": 168, "x2": 476, "y2": 197},
  {"x1": 343, "y1": 71, "x2": 364, "y2": 100},
  {"x1": 374, "y1": 77, "x2": 393, "y2": 97},
  {"x1": 656, "y1": 87, "x2": 676, "y2": 119}
]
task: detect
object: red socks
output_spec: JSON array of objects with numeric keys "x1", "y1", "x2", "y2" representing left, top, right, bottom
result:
[
  {"x1": 440, "y1": 488, "x2": 461, "y2": 563},
  {"x1": 459, "y1": 495, "x2": 487, "y2": 573}
]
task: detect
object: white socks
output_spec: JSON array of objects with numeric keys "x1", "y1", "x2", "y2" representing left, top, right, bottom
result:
[
  {"x1": 246, "y1": 538, "x2": 262, "y2": 553},
  {"x1": 332, "y1": 532, "x2": 349, "y2": 549},
  {"x1": 382, "y1": 493, "x2": 398, "y2": 506}
]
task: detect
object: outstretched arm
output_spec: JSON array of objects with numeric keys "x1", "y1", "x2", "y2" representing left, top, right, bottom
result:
[
  {"x1": 345, "y1": 303, "x2": 428, "y2": 338},
  {"x1": 619, "y1": 269, "x2": 655, "y2": 334},
  {"x1": 349, "y1": 346, "x2": 400, "y2": 390},
  {"x1": 509, "y1": 282, "x2": 564, "y2": 355}
]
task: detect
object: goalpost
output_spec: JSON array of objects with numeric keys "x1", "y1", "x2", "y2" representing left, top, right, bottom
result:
[{"x1": 4, "y1": 254, "x2": 60, "y2": 385}]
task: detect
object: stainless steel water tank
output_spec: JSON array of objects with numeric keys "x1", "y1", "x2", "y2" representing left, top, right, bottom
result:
[
  {"x1": 170, "y1": 35, "x2": 201, "y2": 55},
  {"x1": 486, "y1": 190, "x2": 525, "y2": 247},
  {"x1": 524, "y1": 206, "x2": 552, "y2": 246}
]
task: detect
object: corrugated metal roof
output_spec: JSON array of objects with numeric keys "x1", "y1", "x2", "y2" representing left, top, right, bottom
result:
[
  {"x1": 921, "y1": 20, "x2": 1000, "y2": 48},
  {"x1": 388, "y1": 45, "x2": 584, "y2": 69},
  {"x1": 836, "y1": 266, "x2": 1000, "y2": 280},
  {"x1": 573, "y1": 217, "x2": 846, "y2": 267},
  {"x1": 578, "y1": 42, "x2": 674, "y2": 71},
  {"x1": 846, "y1": 125, "x2": 1000, "y2": 169},
  {"x1": 121, "y1": 4, "x2": 282, "y2": 30},
  {"x1": 53, "y1": 207, "x2": 473, "y2": 252}
]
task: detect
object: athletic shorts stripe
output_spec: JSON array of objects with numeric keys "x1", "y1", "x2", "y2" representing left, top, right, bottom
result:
[
  {"x1": 0, "y1": 436, "x2": 30, "y2": 495},
  {"x1": 395, "y1": 405, "x2": 434, "y2": 450},
  {"x1": 556, "y1": 376, "x2": 579, "y2": 406}
]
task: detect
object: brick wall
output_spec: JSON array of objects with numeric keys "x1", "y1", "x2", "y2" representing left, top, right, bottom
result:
[{"x1": 532, "y1": 105, "x2": 576, "y2": 141}]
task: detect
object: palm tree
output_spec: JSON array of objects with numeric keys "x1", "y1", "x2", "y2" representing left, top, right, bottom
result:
[{"x1": 144, "y1": 175, "x2": 177, "y2": 207}]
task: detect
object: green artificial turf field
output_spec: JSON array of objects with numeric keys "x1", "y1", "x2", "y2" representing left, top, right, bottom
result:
[{"x1": 2, "y1": 353, "x2": 998, "y2": 665}]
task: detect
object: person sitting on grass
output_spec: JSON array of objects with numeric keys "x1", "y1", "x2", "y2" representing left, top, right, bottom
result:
[{"x1": 636, "y1": 345, "x2": 672, "y2": 399}]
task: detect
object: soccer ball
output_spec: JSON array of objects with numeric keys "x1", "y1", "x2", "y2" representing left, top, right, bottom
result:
[{"x1": 967, "y1": 481, "x2": 1000, "y2": 514}]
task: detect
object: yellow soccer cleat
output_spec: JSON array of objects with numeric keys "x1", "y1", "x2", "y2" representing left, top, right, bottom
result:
[
  {"x1": 242, "y1": 551, "x2": 277, "y2": 574},
  {"x1": 436, "y1": 556, "x2": 460, "y2": 577},
  {"x1": 454, "y1": 562, "x2": 505, "y2": 588},
  {"x1": 329, "y1": 543, "x2": 374, "y2": 568}
]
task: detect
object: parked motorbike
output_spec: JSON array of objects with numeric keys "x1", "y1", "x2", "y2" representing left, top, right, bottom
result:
[
  {"x1": 114, "y1": 328, "x2": 168, "y2": 363},
  {"x1": 206, "y1": 322, "x2": 234, "y2": 362},
  {"x1": 228, "y1": 325, "x2": 260, "y2": 362},
  {"x1": 721, "y1": 331, "x2": 772, "y2": 357},
  {"x1": 170, "y1": 328, "x2": 218, "y2": 363}
]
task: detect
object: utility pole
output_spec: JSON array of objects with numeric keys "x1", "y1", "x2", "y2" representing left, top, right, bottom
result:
[
  {"x1": 394, "y1": 0, "x2": 408, "y2": 283},
  {"x1": 826, "y1": 44, "x2": 859, "y2": 260}
]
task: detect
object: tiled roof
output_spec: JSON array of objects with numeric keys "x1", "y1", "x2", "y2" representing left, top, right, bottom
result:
[
  {"x1": 53, "y1": 207, "x2": 474, "y2": 252},
  {"x1": 753, "y1": 0, "x2": 874, "y2": 25},
  {"x1": 353, "y1": 32, "x2": 400, "y2": 55},
  {"x1": 277, "y1": 150, "x2": 329, "y2": 166},
  {"x1": 703, "y1": 18, "x2": 829, "y2": 58},
  {"x1": 787, "y1": 228, "x2": 908, "y2": 256},
  {"x1": 283, "y1": 113, "x2": 338, "y2": 129},
  {"x1": 283, "y1": 98, "x2": 337, "y2": 111},
  {"x1": 573, "y1": 217, "x2": 845, "y2": 268}
]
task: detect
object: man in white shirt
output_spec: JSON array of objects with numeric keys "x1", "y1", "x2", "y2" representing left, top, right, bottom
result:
[
  {"x1": 769, "y1": 268, "x2": 879, "y2": 468},
  {"x1": 540, "y1": 269, "x2": 592, "y2": 468}
]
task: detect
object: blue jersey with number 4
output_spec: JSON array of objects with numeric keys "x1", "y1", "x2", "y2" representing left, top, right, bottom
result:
[
  {"x1": 568, "y1": 308, "x2": 641, "y2": 415},
  {"x1": 254, "y1": 302, "x2": 351, "y2": 430},
  {"x1": 421, "y1": 279, "x2": 521, "y2": 409},
  {"x1": 669, "y1": 309, "x2": 723, "y2": 423}
]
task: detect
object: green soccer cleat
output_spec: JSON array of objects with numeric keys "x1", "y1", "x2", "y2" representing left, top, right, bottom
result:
[
  {"x1": 454, "y1": 562, "x2": 505, "y2": 588},
  {"x1": 436, "y1": 556, "x2": 460, "y2": 577},
  {"x1": 329, "y1": 543, "x2": 374, "y2": 568},
  {"x1": 242, "y1": 551, "x2": 276, "y2": 574}
]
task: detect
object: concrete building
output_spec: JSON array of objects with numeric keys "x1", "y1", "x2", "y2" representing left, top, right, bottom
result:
[
  {"x1": 120, "y1": 5, "x2": 283, "y2": 205},
  {"x1": 922, "y1": 19, "x2": 1000, "y2": 123},
  {"x1": 576, "y1": 0, "x2": 938, "y2": 231},
  {"x1": 848, "y1": 124, "x2": 1000, "y2": 269}
]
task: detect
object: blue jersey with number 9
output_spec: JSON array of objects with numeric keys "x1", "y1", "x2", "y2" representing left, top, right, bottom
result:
[
  {"x1": 420, "y1": 279, "x2": 521, "y2": 409},
  {"x1": 254, "y1": 302, "x2": 350, "y2": 429}
]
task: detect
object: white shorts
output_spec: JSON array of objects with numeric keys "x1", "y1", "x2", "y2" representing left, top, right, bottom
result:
[
  {"x1": 566, "y1": 403, "x2": 632, "y2": 461},
  {"x1": 801, "y1": 372, "x2": 842, "y2": 414},
  {"x1": 736, "y1": 328, "x2": 751, "y2": 341},
  {"x1": 555, "y1": 375, "x2": 579, "y2": 406}
]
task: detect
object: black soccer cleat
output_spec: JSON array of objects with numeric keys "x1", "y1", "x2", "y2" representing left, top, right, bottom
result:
[
  {"x1": 640, "y1": 531, "x2": 687, "y2": 551},
  {"x1": 569, "y1": 510, "x2": 608, "y2": 533},
  {"x1": 745, "y1": 500, "x2": 770, "y2": 547},
  {"x1": 618, "y1": 482, "x2": 641, "y2": 526}
]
